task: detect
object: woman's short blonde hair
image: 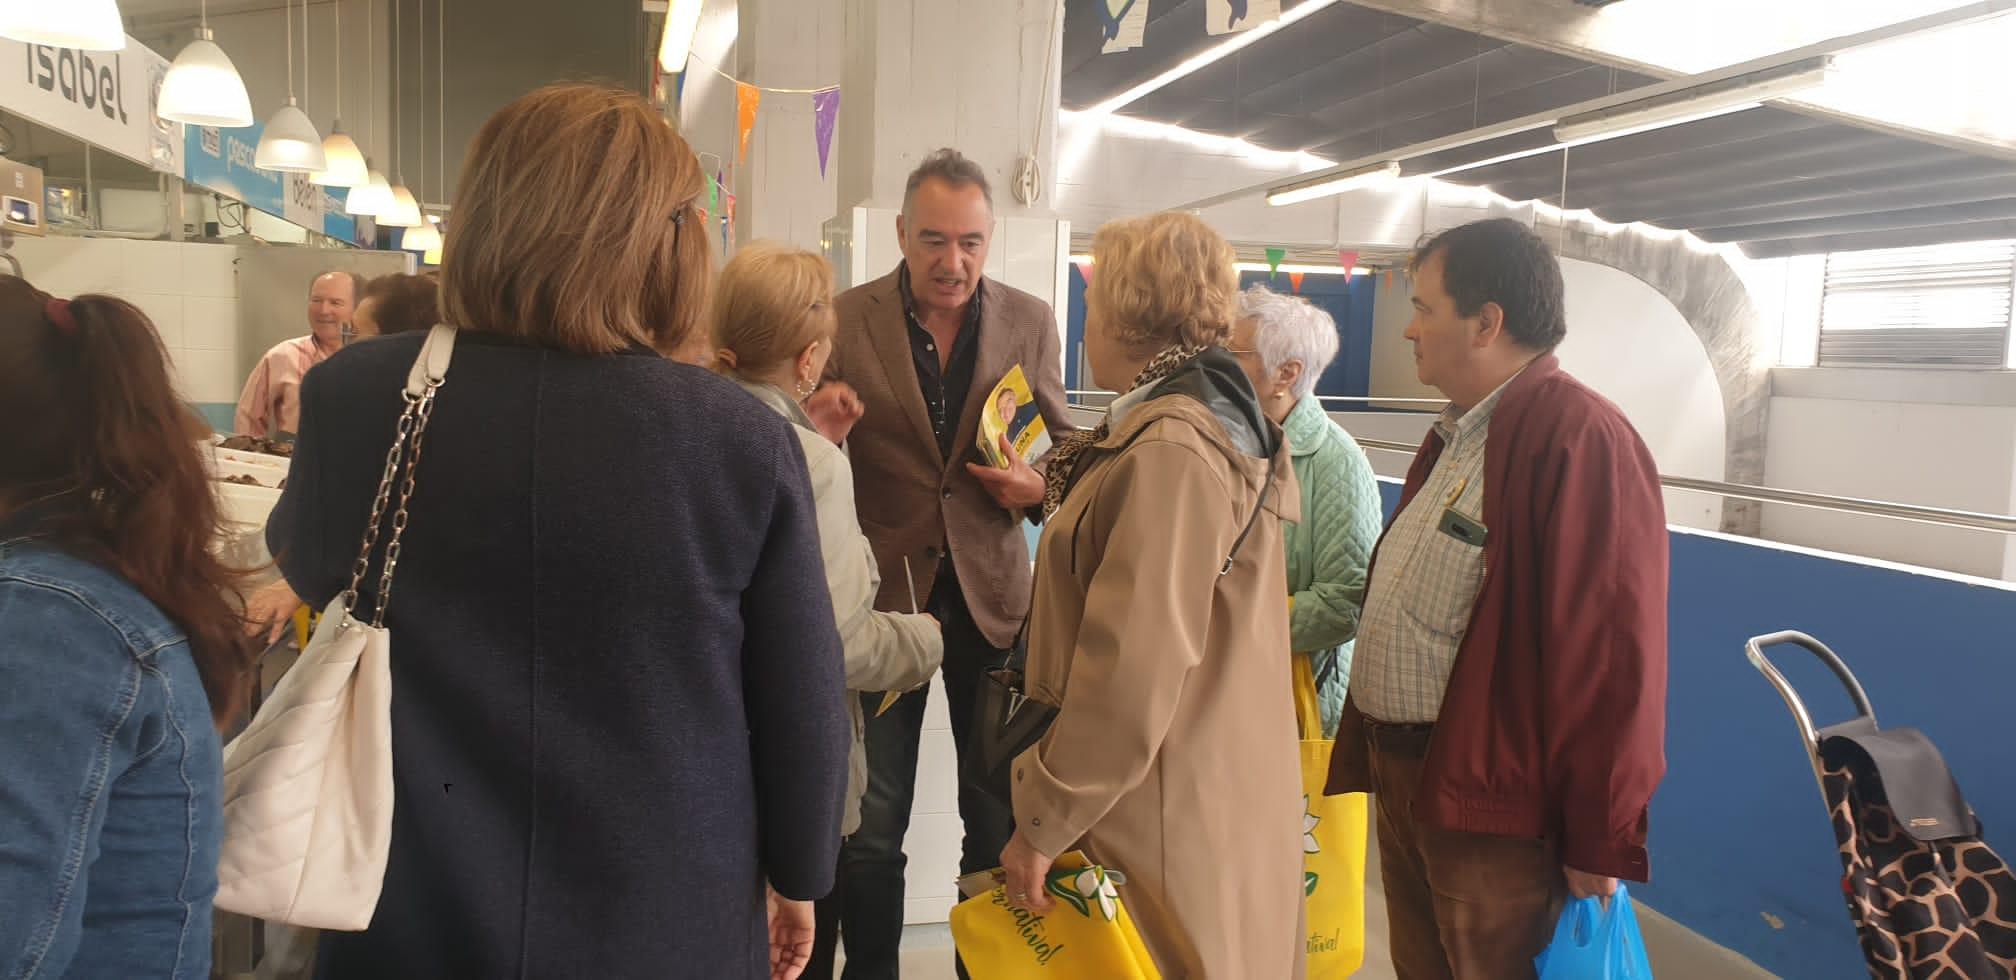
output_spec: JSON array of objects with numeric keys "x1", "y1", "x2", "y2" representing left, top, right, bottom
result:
[
  {"x1": 1087, "y1": 211, "x2": 1239, "y2": 354},
  {"x1": 710, "y1": 243, "x2": 837, "y2": 375},
  {"x1": 441, "y1": 83, "x2": 710, "y2": 355}
]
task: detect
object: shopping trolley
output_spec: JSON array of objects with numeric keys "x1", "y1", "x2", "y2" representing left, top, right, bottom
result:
[{"x1": 1746, "y1": 631, "x2": 2016, "y2": 979}]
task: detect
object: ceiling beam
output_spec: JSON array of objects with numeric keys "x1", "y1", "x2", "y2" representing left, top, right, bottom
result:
[
  {"x1": 1696, "y1": 198, "x2": 2016, "y2": 243},
  {"x1": 1473, "y1": 134, "x2": 1948, "y2": 206},
  {"x1": 1741, "y1": 220, "x2": 2016, "y2": 259},
  {"x1": 1171, "y1": 0, "x2": 2016, "y2": 212},
  {"x1": 1338, "y1": 0, "x2": 2016, "y2": 162},
  {"x1": 1616, "y1": 172, "x2": 2016, "y2": 229}
]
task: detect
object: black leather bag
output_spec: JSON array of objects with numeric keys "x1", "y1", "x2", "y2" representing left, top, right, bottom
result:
[{"x1": 968, "y1": 634, "x2": 1058, "y2": 810}]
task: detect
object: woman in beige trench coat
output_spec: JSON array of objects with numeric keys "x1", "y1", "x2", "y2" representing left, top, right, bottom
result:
[{"x1": 1000, "y1": 211, "x2": 1308, "y2": 978}]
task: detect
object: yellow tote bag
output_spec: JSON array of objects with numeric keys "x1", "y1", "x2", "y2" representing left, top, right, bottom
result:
[
  {"x1": 1297, "y1": 652, "x2": 1369, "y2": 978},
  {"x1": 950, "y1": 851, "x2": 1161, "y2": 980}
]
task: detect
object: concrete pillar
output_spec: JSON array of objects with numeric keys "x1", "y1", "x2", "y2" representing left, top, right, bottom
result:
[
  {"x1": 823, "y1": 0, "x2": 1069, "y2": 316},
  {"x1": 733, "y1": 0, "x2": 845, "y2": 249},
  {"x1": 834, "y1": 0, "x2": 1060, "y2": 216}
]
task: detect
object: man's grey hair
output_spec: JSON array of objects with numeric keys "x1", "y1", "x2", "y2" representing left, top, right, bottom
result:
[
  {"x1": 1239, "y1": 284, "x2": 1339, "y2": 401},
  {"x1": 310, "y1": 269, "x2": 366, "y2": 300},
  {"x1": 903, "y1": 148, "x2": 993, "y2": 217}
]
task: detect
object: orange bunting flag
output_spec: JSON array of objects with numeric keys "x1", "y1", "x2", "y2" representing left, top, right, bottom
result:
[
  {"x1": 736, "y1": 82, "x2": 762, "y2": 164},
  {"x1": 1289, "y1": 271, "x2": 1305, "y2": 293}
]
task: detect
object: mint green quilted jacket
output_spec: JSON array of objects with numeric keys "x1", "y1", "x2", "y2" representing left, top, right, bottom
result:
[{"x1": 1282, "y1": 395, "x2": 1383, "y2": 738}]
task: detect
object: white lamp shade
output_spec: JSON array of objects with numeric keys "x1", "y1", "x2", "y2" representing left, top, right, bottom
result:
[
  {"x1": 422, "y1": 240, "x2": 443, "y2": 266},
  {"x1": 346, "y1": 170, "x2": 394, "y2": 217},
  {"x1": 254, "y1": 102, "x2": 327, "y2": 173},
  {"x1": 401, "y1": 222, "x2": 441, "y2": 252},
  {"x1": 380, "y1": 184, "x2": 423, "y2": 227},
  {"x1": 0, "y1": 0, "x2": 127, "y2": 51},
  {"x1": 158, "y1": 35, "x2": 253, "y2": 127},
  {"x1": 310, "y1": 128, "x2": 368, "y2": 187}
]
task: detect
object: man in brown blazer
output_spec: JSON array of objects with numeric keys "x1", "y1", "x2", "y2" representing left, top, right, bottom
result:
[{"x1": 800, "y1": 148, "x2": 1073, "y2": 979}]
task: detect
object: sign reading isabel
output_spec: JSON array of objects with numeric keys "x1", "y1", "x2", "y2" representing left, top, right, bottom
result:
[{"x1": 2, "y1": 35, "x2": 181, "y2": 174}]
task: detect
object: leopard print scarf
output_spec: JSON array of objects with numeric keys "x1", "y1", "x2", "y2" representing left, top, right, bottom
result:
[{"x1": 1041, "y1": 344, "x2": 1210, "y2": 519}]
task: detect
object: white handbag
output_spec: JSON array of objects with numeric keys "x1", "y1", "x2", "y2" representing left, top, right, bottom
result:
[{"x1": 213, "y1": 326, "x2": 457, "y2": 930}]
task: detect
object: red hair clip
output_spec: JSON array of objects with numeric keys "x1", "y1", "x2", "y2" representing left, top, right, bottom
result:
[{"x1": 44, "y1": 297, "x2": 75, "y2": 333}]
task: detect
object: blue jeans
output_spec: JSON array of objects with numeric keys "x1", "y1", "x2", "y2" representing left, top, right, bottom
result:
[
  {"x1": 807, "y1": 573, "x2": 1015, "y2": 980},
  {"x1": 0, "y1": 541, "x2": 222, "y2": 980}
]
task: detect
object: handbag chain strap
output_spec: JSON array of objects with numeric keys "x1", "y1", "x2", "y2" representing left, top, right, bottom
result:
[{"x1": 340, "y1": 369, "x2": 446, "y2": 627}]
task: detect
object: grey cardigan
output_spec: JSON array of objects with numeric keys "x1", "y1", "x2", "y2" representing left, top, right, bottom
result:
[{"x1": 736, "y1": 379, "x2": 943, "y2": 835}]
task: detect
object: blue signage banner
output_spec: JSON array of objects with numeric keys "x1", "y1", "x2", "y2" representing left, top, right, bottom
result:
[
  {"x1": 183, "y1": 122, "x2": 285, "y2": 218},
  {"x1": 320, "y1": 186, "x2": 362, "y2": 245}
]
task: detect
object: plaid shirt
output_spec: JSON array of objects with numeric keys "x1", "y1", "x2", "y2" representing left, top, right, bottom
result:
[{"x1": 1350, "y1": 375, "x2": 1516, "y2": 724}]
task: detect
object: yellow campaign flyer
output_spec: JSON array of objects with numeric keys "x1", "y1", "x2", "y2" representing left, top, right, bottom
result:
[{"x1": 977, "y1": 364, "x2": 1050, "y2": 469}]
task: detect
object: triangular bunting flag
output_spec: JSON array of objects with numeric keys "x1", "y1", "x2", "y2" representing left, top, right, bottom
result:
[
  {"x1": 1074, "y1": 258, "x2": 1095, "y2": 287},
  {"x1": 709, "y1": 170, "x2": 721, "y2": 216},
  {"x1": 1265, "y1": 247, "x2": 1286, "y2": 279},
  {"x1": 1384, "y1": 269, "x2": 1395, "y2": 288},
  {"x1": 736, "y1": 82, "x2": 762, "y2": 164},
  {"x1": 1289, "y1": 271, "x2": 1305, "y2": 294},
  {"x1": 811, "y1": 88, "x2": 841, "y2": 179},
  {"x1": 1338, "y1": 250, "x2": 1359, "y2": 276}
]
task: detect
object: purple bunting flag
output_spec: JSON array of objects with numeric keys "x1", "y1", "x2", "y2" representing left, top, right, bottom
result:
[{"x1": 812, "y1": 88, "x2": 841, "y2": 179}]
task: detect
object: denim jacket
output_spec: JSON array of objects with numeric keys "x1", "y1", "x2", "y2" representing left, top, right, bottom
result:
[{"x1": 0, "y1": 535, "x2": 221, "y2": 980}]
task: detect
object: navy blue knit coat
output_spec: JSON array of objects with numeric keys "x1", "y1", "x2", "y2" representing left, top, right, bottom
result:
[{"x1": 267, "y1": 330, "x2": 848, "y2": 979}]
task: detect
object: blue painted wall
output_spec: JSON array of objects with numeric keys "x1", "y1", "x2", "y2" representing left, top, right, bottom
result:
[
  {"x1": 1062, "y1": 267, "x2": 1375, "y2": 399},
  {"x1": 1373, "y1": 479, "x2": 2016, "y2": 978}
]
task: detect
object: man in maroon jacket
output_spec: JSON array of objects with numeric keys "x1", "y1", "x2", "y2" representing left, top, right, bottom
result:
[{"x1": 1327, "y1": 217, "x2": 1668, "y2": 979}]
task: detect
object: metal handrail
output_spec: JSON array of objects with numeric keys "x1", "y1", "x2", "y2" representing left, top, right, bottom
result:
[
  {"x1": 1348, "y1": 436, "x2": 2016, "y2": 534},
  {"x1": 1063, "y1": 401, "x2": 2016, "y2": 535}
]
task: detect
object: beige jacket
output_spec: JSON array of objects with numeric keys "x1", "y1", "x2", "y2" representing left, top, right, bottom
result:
[
  {"x1": 827, "y1": 269, "x2": 1074, "y2": 647},
  {"x1": 1011, "y1": 365, "x2": 1307, "y2": 979},
  {"x1": 739, "y1": 380, "x2": 942, "y2": 835}
]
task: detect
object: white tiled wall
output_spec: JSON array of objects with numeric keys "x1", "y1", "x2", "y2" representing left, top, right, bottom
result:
[{"x1": 11, "y1": 238, "x2": 244, "y2": 407}]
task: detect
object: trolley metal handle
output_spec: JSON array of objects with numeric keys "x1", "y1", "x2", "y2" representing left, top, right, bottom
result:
[{"x1": 1746, "y1": 631, "x2": 1879, "y2": 795}]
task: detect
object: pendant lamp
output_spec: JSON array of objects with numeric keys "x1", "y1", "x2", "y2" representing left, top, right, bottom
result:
[
  {"x1": 160, "y1": 1, "x2": 252, "y2": 128},
  {"x1": 254, "y1": 0, "x2": 324, "y2": 172},
  {"x1": 380, "y1": 182, "x2": 423, "y2": 227},
  {"x1": 254, "y1": 100, "x2": 327, "y2": 172},
  {"x1": 346, "y1": 166, "x2": 394, "y2": 217},
  {"x1": 377, "y1": 0, "x2": 421, "y2": 227},
  {"x1": 401, "y1": 218, "x2": 441, "y2": 253},
  {"x1": 160, "y1": 32, "x2": 254, "y2": 127},
  {"x1": 312, "y1": 122, "x2": 368, "y2": 187},
  {"x1": 0, "y1": 0, "x2": 126, "y2": 51},
  {"x1": 310, "y1": 0, "x2": 366, "y2": 187}
]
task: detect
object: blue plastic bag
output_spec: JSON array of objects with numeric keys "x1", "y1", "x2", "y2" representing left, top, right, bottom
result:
[{"x1": 1534, "y1": 884, "x2": 1655, "y2": 980}]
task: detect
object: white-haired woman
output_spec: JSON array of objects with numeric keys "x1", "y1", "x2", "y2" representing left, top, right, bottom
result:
[{"x1": 1230, "y1": 284, "x2": 1382, "y2": 737}]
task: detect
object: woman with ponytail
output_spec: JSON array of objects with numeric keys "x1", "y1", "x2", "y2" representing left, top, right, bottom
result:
[{"x1": 0, "y1": 275, "x2": 254, "y2": 979}]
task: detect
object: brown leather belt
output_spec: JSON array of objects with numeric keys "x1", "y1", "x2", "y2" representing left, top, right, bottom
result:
[{"x1": 1360, "y1": 715, "x2": 1435, "y2": 755}]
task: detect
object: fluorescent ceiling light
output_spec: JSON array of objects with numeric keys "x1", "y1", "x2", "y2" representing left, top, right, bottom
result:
[
  {"x1": 658, "y1": 0, "x2": 704, "y2": 74},
  {"x1": 1266, "y1": 161, "x2": 1401, "y2": 207},
  {"x1": 1234, "y1": 261, "x2": 1370, "y2": 276},
  {"x1": 1086, "y1": 0, "x2": 1342, "y2": 116},
  {"x1": 1553, "y1": 56, "x2": 1832, "y2": 142},
  {"x1": 0, "y1": 0, "x2": 126, "y2": 51},
  {"x1": 1070, "y1": 254, "x2": 1372, "y2": 276}
]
